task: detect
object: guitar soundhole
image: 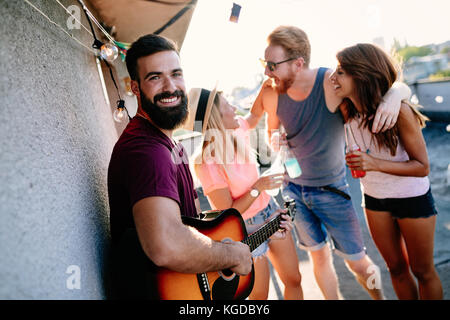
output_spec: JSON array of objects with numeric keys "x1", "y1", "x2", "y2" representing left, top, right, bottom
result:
[
  {"x1": 222, "y1": 269, "x2": 233, "y2": 278},
  {"x1": 218, "y1": 268, "x2": 236, "y2": 281},
  {"x1": 212, "y1": 274, "x2": 239, "y2": 300}
]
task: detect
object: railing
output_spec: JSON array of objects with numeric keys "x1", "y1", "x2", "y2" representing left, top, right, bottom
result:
[{"x1": 409, "y1": 77, "x2": 450, "y2": 122}]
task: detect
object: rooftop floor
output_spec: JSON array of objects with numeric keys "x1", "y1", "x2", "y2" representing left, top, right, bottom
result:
[{"x1": 196, "y1": 163, "x2": 450, "y2": 300}]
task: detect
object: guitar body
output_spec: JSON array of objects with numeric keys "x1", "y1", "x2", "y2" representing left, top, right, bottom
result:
[
  {"x1": 113, "y1": 200, "x2": 295, "y2": 300},
  {"x1": 155, "y1": 209, "x2": 254, "y2": 300}
]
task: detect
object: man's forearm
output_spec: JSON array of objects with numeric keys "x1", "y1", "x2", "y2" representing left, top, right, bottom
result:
[
  {"x1": 387, "y1": 81, "x2": 411, "y2": 102},
  {"x1": 245, "y1": 112, "x2": 262, "y2": 129},
  {"x1": 158, "y1": 225, "x2": 246, "y2": 274},
  {"x1": 372, "y1": 82, "x2": 411, "y2": 133}
]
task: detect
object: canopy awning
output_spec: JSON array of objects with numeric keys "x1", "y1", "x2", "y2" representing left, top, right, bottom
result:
[{"x1": 89, "y1": 0, "x2": 197, "y2": 48}]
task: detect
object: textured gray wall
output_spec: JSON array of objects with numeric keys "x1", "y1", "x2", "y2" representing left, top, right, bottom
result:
[{"x1": 0, "y1": 0, "x2": 124, "y2": 299}]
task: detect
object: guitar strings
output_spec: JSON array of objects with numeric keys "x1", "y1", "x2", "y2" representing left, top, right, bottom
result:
[{"x1": 245, "y1": 215, "x2": 282, "y2": 251}]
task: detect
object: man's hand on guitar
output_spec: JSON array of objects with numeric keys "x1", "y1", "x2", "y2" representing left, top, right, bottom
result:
[
  {"x1": 270, "y1": 209, "x2": 293, "y2": 241},
  {"x1": 227, "y1": 241, "x2": 253, "y2": 276}
]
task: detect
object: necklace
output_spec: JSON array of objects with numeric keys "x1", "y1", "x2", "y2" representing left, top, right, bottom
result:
[{"x1": 348, "y1": 120, "x2": 374, "y2": 154}]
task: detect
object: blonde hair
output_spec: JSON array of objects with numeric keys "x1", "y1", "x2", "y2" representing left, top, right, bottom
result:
[
  {"x1": 192, "y1": 92, "x2": 256, "y2": 180},
  {"x1": 268, "y1": 25, "x2": 311, "y2": 67}
]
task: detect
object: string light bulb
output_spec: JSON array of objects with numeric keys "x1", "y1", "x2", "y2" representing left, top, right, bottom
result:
[
  {"x1": 113, "y1": 100, "x2": 129, "y2": 123},
  {"x1": 100, "y1": 42, "x2": 119, "y2": 62}
]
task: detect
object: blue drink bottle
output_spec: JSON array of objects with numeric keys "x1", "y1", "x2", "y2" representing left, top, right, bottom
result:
[{"x1": 282, "y1": 146, "x2": 302, "y2": 178}]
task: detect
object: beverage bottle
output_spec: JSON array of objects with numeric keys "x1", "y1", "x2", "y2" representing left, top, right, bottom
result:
[
  {"x1": 282, "y1": 146, "x2": 302, "y2": 178},
  {"x1": 262, "y1": 151, "x2": 285, "y2": 196},
  {"x1": 347, "y1": 144, "x2": 366, "y2": 178},
  {"x1": 344, "y1": 123, "x2": 366, "y2": 178},
  {"x1": 277, "y1": 126, "x2": 302, "y2": 179}
]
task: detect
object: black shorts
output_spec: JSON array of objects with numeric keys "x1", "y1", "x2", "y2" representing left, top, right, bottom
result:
[{"x1": 362, "y1": 188, "x2": 438, "y2": 219}]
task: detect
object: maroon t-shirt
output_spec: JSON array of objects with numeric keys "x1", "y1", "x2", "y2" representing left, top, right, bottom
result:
[{"x1": 108, "y1": 117, "x2": 198, "y2": 245}]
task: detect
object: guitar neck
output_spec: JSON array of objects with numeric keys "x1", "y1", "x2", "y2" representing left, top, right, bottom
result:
[{"x1": 242, "y1": 214, "x2": 282, "y2": 252}]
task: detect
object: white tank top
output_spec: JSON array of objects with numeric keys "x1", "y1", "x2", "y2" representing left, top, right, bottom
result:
[{"x1": 348, "y1": 117, "x2": 429, "y2": 199}]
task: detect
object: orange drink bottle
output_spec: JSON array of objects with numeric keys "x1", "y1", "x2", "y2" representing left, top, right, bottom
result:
[
  {"x1": 344, "y1": 123, "x2": 366, "y2": 179},
  {"x1": 347, "y1": 144, "x2": 366, "y2": 178}
]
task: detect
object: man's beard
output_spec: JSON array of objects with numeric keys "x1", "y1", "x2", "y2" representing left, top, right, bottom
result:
[
  {"x1": 140, "y1": 88, "x2": 188, "y2": 130},
  {"x1": 275, "y1": 72, "x2": 295, "y2": 94}
]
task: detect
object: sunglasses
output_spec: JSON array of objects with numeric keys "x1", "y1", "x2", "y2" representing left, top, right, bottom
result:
[{"x1": 259, "y1": 57, "x2": 298, "y2": 72}]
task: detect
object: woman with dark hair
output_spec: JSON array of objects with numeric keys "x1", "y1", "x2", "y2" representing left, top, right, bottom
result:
[{"x1": 330, "y1": 43, "x2": 443, "y2": 300}]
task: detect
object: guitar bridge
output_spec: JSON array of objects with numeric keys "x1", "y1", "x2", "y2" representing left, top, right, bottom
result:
[{"x1": 196, "y1": 273, "x2": 211, "y2": 300}]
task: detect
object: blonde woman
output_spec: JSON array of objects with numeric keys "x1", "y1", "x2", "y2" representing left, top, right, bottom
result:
[{"x1": 185, "y1": 87, "x2": 303, "y2": 300}]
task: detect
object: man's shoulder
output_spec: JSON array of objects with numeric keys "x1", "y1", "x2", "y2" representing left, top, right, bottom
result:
[
  {"x1": 320, "y1": 67, "x2": 342, "y2": 113},
  {"x1": 113, "y1": 130, "x2": 173, "y2": 167},
  {"x1": 117, "y1": 128, "x2": 169, "y2": 150},
  {"x1": 120, "y1": 118, "x2": 171, "y2": 148},
  {"x1": 319, "y1": 67, "x2": 333, "y2": 85},
  {"x1": 261, "y1": 86, "x2": 278, "y2": 112}
]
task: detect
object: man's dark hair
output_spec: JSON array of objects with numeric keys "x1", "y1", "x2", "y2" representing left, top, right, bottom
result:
[{"x1": 126, "y1": 34, "x2": 179, "y2": 81}]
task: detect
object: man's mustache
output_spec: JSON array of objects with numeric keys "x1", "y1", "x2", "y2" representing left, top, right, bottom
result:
[{"x1": 153, "y1": 90, "x2": 185, "y2": 103}]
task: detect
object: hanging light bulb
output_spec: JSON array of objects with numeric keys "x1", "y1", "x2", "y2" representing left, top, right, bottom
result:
[
  {"x1": 100, "y1": 42, "x2": 119, "y2": 62},
  {"x1": 113, "y1": 100, "x2": 128, "y2": 123},
  {"x1": 113, "y1": 108, "x2": 127, "y2": 122}
]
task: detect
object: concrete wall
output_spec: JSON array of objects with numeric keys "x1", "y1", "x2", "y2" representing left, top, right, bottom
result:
[{"x1": 0, "y1": 0, "x2": 128, "y2": 299}]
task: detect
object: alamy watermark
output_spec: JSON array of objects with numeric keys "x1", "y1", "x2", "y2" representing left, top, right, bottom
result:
[
  {"x1": 366, "y1": 264, "x2": 382, "y2": 290},
  {"x1": 66, "y1": 5, "x2": 81, "y2": 30},
  {"x1": 66, "y1": 265, "x2": 81, "y2": 290}
]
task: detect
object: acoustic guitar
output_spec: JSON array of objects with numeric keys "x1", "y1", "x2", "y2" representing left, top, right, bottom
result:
[{"x1": 154, "y1": 199, "x2": 296, "y2": 300}]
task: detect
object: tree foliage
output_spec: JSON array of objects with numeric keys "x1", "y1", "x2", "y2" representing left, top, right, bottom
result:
[
  {"x1": 440, "y1": 46, "x2": 450, "y2": 54},
  {"x1": 391, "y1": 38, "x2": 434, "y2": 62},
  {"x1": 397, "y1": 46, "x2": 433, "y2": 62},
  {"x1": 429, "y1": 69, "x2": 450, "y2": 80}
]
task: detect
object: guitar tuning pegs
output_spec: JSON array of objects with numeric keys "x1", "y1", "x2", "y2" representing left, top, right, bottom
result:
[{"x1": 283, "y1": 197, "x2": 296, "y2": 220}]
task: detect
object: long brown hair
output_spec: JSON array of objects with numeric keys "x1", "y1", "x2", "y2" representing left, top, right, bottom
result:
[{"x1": 336, "y1": 43, "x2": 427, "y2": 155}]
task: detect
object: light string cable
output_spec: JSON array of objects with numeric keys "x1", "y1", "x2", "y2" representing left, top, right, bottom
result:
[
  {"x1": 56, "y1": 0, "x2": 127, "y2": 53},
  {"x1": 54, "y1": 0, "x2": 93, "y2": 36},
  {"x1": 76, "y1": 0, "x2": 131, "y2": 56},
  {"x1": 23, "y1": 0, "x2": 130, "y2": 121},
  {"x1": 76, "y1": 0, "x2": 104, "y2": 49},
  {"x1": 76, "y1": 0, "x2": 116, "y2": 45},
  {"x1": 22, "y1": 0, "x2": 95, "y2": 53},
  {"x1": 76, "y1": 0, "x2": 131, "y2": 121}
]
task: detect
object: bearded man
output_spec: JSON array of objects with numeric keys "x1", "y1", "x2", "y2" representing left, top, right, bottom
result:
[
  {"x1": 246, "y1": 26, "x2": 412, "y2": 300},
  {"x1": 107, "y1": 34, "x2": 252, "y2": 299}
]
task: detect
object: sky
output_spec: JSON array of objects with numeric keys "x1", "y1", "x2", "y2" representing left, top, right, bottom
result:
[{"x1": 180, "y1": 0, "x2": 450, "y2": 93}]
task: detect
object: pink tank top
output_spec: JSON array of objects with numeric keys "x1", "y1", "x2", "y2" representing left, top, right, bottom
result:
[
  {"x1": 195, "y1": 117, "x2": 271, "y2": 220},
  {"x1": 348, "y1": 117, "x2": 429, "y2": 199}
]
